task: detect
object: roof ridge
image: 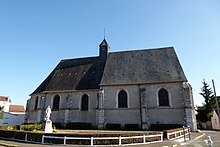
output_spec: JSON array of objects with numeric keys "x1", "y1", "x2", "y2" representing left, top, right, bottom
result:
[
  {"x1": 61, "y1": 56, "x2": 99, "y2": 62},
  {"x1": 109, "y1": 46, "x2": 174, "y2": 54}
]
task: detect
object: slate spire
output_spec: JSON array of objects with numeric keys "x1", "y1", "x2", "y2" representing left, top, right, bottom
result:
[{"x1": 99, "y1": 38, "x2": 109, "y2": 60}]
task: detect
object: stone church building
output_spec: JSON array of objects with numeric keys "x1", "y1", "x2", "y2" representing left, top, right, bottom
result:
[{"x1": 25, "y1": 39, "x2": 197, "y2": 131}]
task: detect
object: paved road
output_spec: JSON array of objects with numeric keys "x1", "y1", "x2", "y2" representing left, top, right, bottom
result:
[
  {"x1": 182, "y1": 130, "x2": 220, "y2": 147},
  {"x1": 0, "y1": 130, "x2": 219, "y2": 147}
]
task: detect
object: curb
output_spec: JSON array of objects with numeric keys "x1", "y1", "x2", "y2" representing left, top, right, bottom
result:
[
  {"x1": 163, "y1": 145, "x2": 178, "y2": 147},
  {"x1": 0, "y1": 142, "x2": 19, "y2": 147},
  {"x1": 180, "y1": 133, "x2": 205, "y2": 146}
]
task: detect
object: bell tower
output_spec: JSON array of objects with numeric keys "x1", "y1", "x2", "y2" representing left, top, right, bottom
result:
[{"x1": 99, "y1": 38, "x2": 109, "y2": 61}]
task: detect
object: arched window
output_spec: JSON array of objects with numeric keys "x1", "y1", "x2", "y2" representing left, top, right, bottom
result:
[
  {"x1": 81, "y1": 94, "x2": 89, "y2": 111},
  {"x1": 118, "y1": 90, "x2": 128, "y2": 108},
  {"x1": 34, "y1": 96, "x2": 38, "y2": 110},
  {"x1": 53, "y1": 94, "x2": 60, "y2": 110},
  {"x1": 158, "y1": 88, "x2": 169, "y2": 106}
]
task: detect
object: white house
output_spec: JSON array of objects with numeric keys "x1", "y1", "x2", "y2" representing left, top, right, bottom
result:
[
  {"x1": 211, "y1": 108, "x2": 220, "y2": 130},
  {"x1": 0, "y1": 96, "x2": 25, "y2": 126},
  {"x1": 0, "y1": 96, "x2": 11, "y2": 112}
]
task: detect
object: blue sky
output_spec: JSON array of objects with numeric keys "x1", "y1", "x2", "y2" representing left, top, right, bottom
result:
[{"x1": 0, "y1": 0, "x2": 220, "y2": 107}]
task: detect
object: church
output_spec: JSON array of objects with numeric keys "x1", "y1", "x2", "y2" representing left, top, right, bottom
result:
[{"x1": 25, "y1": 39, "x2": 197, "y2": 131}]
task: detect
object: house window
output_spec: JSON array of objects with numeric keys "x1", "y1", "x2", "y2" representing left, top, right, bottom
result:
[
  {"x1": 118, "y1": 90, "x2": 128, "y2": 108},
  {"x1": 34, "y1": 96, "x2": 38, "y2": 110},
  {"x1": 81, "y1": 94, "x2": 89, "y2": 111},
  {"x1": 52, "y1": 94, "x2": 60, "y2": 110},
  {"x1": 158, "y1": 88, "x2": 169, "y2": 106}
]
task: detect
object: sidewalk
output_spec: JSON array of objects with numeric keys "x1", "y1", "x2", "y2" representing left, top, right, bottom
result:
[{"x1": 141, "y1": 132, "x2": 205, "y2": 147}]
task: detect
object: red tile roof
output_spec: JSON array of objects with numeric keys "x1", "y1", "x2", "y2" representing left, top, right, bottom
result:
[
  {"x1": 0, "y1": 96, "x2": 11, "y2": 102},
  {"x1": 9, "y1": 105, "x2": 25, "y2": 112}
]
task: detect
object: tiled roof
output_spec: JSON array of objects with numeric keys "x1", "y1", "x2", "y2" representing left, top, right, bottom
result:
[
  {"x1": 0, "y1": 96, "x2": 11, "y2": 102},
  {"x1": 101, "y1": 47, "x2": 187, "y2": 85},
  {"x1": 32, "y1": 56, "x2": 106, "y2": 94},
  {"x1": 9, "y1": 105, "x2": 25, "y2": 112},
  {"x1": 32, "y1": 46, "x2": 187, "y2": 94}
]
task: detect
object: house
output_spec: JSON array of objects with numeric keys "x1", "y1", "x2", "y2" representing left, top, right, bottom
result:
[
  {"x1": 9, "y1": 105, "x2": 25, "y2": 115},
  {"x1": 211, "y1": 108, "x2": 220, "y2": 130},
  {"x1": 0, "y1": 96, "x2": 25, "y2": 126},
  {"x1": 0, "y1": 96, "x2": 11, "y2": 112},
  {"x1": 25, "y1": 39, "x2": 197, "y2": 131}
]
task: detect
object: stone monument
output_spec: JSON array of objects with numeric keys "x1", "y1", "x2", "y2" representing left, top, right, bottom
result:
[{"x1": 44, "y1": 105, "x2": 53, "y2": 133}]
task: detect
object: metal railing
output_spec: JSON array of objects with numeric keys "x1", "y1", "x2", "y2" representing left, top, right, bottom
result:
[{"x1": 42, "y1": 133, "x2": 163, "y2": 146}]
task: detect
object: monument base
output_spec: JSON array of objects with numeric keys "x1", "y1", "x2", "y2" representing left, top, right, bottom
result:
[{"x1": 44, "y1": 120, "x2": 53, "y2": 133}]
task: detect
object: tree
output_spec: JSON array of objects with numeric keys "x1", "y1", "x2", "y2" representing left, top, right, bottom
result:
[
  {"x1": 199, "y1": 79, "x2": 215, "y2": 121},
  {"x1": 0, "y1": 106, "x2": 5, "y2": 122}
]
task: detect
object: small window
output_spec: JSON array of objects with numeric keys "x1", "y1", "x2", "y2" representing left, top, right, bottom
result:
[
  {"x1": 118, "y1": 90, "x2": 128, "y2": 108},
  {"x1": 53, "y1": 94, "x2": 60, "y2": 110},
  {"x1": 81, "y1": 94, "x2": 89, "y2": 111},
  {"x1": 158, "y1": 88, "x2": 169, "y2": 106},
  {"x1": 34, "y1": 96, "x2": 38, "y2": 110}
]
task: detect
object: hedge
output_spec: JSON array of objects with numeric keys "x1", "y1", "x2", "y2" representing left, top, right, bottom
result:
[
  {"x1": 20, "y1": 124, "x2": 43, "y2": 131},
  {"x1": 163, "y1": 127, "x2": 188, "y2": 139},
  {"x1": 150, "y1": 124, "x2": 183, "y2": 131},
  {"x1": 0, "y1": 129, "x2": 163, "y2": 145}
]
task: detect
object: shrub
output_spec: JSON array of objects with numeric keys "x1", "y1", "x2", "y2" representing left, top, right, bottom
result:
[
  {"x1": 53, "y1": 123, "x2": 63, "y2": 129},
  {"x1": 0, "y1": 125, "x2": 16, "y2": 130},
  {"x1": 106, "y1": 123, "x2": 121, "y2": 130},
  {"x1": 150, "y1": 124, "x2": 183, "y2": 131},
  {"x1": 124, "y1": 124, "x2": 140, "y2": 131},
  {"x1": 20, "y1": 124, "x2": 43, "y2": 131},
  {"x1": 66, "y1": 122, "x2": 92, "y2": 130},
  {"x1": 163, "y1": 127, "x2": 187, "y2": 139}
]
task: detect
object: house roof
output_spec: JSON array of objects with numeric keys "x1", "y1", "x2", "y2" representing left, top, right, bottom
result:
[
  {"x1": 100, "y1": 47, "x2": 187, "y2": 85},
  {"x1": 0, "y1": 96, "x2": 11, "y2": 102},
  {"x1": 32, "y1": 46, "x2": 187, "y2": 94},
  {"x1": 32, "y1": 56, "x2": 106, "y2": 94},
  {"x1": 9, "y1": 105, "x2": 25, "y2": 112}
]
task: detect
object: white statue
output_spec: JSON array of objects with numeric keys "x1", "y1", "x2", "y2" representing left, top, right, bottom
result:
[
  {"x1": 45, "y1": 105, "x2": 51, "y2": 121},
  {"x1": 207, "y1": 136, "x2": 213, "y2": 147}
]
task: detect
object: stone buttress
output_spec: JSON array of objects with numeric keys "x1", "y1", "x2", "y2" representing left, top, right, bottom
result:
[
  {"x1": 96, "y1": 90, "x2": 106, "y2": 129},
  {"x1": 183, "y1": 82, "x2": 197, "y2": 131}
]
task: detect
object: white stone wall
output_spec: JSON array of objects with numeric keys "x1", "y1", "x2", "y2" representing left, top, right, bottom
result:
[
  {"x1": 140, "y1": 82, "x2": 185, "y2": 125},
  {"x1": 25, "y1": 81, "x2": 197, "y2": 130},
  {"x1": 101, "y1": 82, "x2": 186, "y2": 128},
  {"x1": 0, "y1": 112, "x2": 25, "y2": 126},
  {"x1": 101, "y1": 85, "x2": 141, "y2": 127},
  {"x1": 26, "y1": 90, "x2": 98, "y2": 126}
]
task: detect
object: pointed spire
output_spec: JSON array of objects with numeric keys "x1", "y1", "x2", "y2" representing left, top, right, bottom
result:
[
  {"x1": 104, "y1": 28, "x2": 106, "y2": 39},
  {"x1": 99, "y1": 38, "x2": 108, "y2": 46}
]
